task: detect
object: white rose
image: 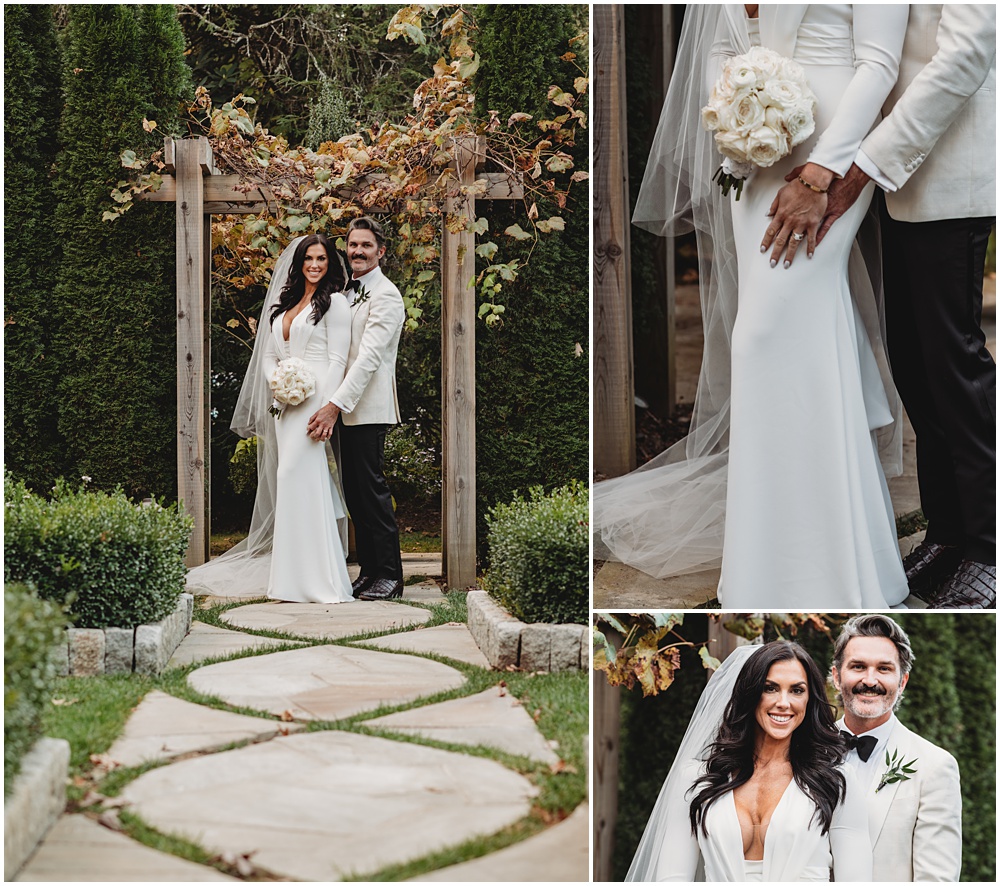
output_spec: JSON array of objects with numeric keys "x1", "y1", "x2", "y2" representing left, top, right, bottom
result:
[
  {"x1": 779, "y1": 57, "x2": 808, "y2": 83},
  {"x1": 701, "y1": 101, "x2": 722, "y2": 131},
  {"x1": 715, "y1": 130, "x2": 751, "y2": 164},
  {"x1": 747, "y1": 46, "x2": 781, "y2": 77},
  {"x1": 729, "y1": 60, "x2": 759, "y2": 89},
  {"x1": 746, "y1": 124, "x2": 788, "y2": 168},
  {"x1": 784, "y1": 100, "x2": 816, "y2": 145},
  {"x1": 732, "y1": 91, "x2": 766, "y2": 133},
  {"x1": 760, "y1": 79, "x2": 803, "y2": 110}
]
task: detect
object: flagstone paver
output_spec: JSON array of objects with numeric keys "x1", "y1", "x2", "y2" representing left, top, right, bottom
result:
[
  {"x1": 357, "y1": 622, "x2": 490, "y2": 667},
  {"x1": 105, "y1": 690, "x2": 303, "y2": 768},
  {"x1": 221, "y1": 599, "x2": 431, "y2": 639},
  {"x1": 15, "y1": 814, "x2": 237, "y2": 882},
  {"x1": 400, "y1": 579, "x2": 447, "y2": 603},
  {"x1": 367, "y1": 687, "x2": 560, "y2": 764},
  {"x1": 168, "y1": 621, "x2": 300, "y2": 667},
  {"x1": 120, "y1": 731, "x2": 539, "y2": 882},
  {"x1": 410, "y1": 801, "x2": 591, "y2": 882},
  {"x1": 188, "y1": 644, "x2": 465, "y2": 720}
]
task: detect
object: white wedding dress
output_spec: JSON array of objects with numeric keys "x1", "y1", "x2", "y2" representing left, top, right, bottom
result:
[
  {"x1": 261, "y1": 298, "x2": 354, "y2": 603},
  {"x1": 627, "y1": 646, "x2": 873, "y2": 883},
  {"x1": 598, "y1": 5, "x2": 910, "y2": 609}
]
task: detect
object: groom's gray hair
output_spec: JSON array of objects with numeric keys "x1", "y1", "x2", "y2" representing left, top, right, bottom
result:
[
  {"x1": 347, "y1": 216, "x2": 386, "y2": 249},
  {"x1": 833, "y1": 614, "x2": 914, "y2": 675}
]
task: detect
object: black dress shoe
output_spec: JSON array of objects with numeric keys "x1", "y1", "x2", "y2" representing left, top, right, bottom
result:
[
  {"x1": 351, "y1": 574, "x2": 376, "y2": 599},
  {"x1": 359, "y1": 577, "x2": 404, "y2": 601},
  {"x1": 928, "y1": 560, "x2": 996, "y2": 609},
  {"x1": 902, "y1": 541, "x2": 962, "y2": 600}
]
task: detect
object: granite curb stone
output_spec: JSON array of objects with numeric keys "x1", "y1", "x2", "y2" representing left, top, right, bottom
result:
[
  {"x1": 4, "y1": 737, "x2": 70, "y2": 880},
  {"x1": 59, "y1": 594, "x2": 193, "y2": 676},
  {"x1": 466, "y1": 591, "x2": 586, "y2": 671}
]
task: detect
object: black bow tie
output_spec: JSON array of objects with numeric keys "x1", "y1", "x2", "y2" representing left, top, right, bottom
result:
[
  {"x1": 841, "y1": 731, "x2": 878, "y2": 762},
  {"x1": 346, "y1": 279, "x2": 361, "y2": 292}
]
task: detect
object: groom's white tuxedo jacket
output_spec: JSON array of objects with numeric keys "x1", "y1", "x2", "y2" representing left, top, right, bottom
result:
[
  {"x1": 860, "y1": 4, "x2": 996, "y2": 222},
  {"x1": 838, "y1": 716, "x2": 962, "y2": 882},
  {"x1": 332, "y1": 265, "x2": 405, "y2": 426}
]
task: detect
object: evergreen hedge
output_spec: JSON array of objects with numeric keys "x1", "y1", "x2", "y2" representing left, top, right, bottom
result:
[
  {"x1": 482, "y1": 481, "x2": 588, "y2": 625},
  {"x1": 473, "y1": 4, "x2": 589, "y2": 563},
  {"x1": 50, "y1": 4, "x2": 191, "y2": 500},
  {"x1": 4, "y1": 5, "x2": 64, "y2": 490},
  {"x1": 4, "y1": 583, "x2": 68, "y2": 793},
  {"x1": 4, "y1": 475, "x2": 193, "y2": 630}
]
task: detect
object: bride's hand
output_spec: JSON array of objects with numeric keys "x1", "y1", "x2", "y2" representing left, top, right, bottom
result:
[{"x1": 760, "y1": 163, "x2": 833, "y2": 267}]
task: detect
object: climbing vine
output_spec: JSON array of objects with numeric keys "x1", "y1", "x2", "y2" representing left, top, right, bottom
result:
[{"x1": 107, "y1": 5, "x2": 588, "y2": 331}]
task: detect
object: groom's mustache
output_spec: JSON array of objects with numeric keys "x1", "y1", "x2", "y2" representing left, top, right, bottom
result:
[{"x1": 853, "y1": 683, "x2": 887, "y2": 696}]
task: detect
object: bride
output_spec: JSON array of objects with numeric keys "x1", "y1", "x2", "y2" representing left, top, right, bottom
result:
[
  {"x1": 187, "y1": 234, "x2": 354, "y2": 603},
  {"x1": 594, "y1": 5, "x2": 911, "y2": 608},
  {"x1": 627, "y1": 642, "x2": 871, "y2": 882}
]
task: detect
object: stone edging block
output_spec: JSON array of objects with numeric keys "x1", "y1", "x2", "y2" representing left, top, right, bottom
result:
[
  {"x1": 3, "y1": 737, "x2": 70, "y2": 881},
  {"x1": 466, "y1": 591, "x2": 585, "y2": 672},
  {"x1": 59, "y1": 594, "x2": 193, "y2": 676}
]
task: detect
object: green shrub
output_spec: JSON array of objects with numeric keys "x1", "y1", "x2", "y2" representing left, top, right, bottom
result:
[
  {"x1": 384, "y1": 423, "x2": 441, "y2": 504},
  {"x1": 4, "y1": 475, "x2": 193, "y2": 629},
  {"x1": 228, "y1": 435, "x2": 258, "y2": 495},
  {"x1": 4, "y1": 583, "x2": 68, "y2": 793},
  {"x1": 483, "y1": 481, "x2": 588, "y2": 624}
]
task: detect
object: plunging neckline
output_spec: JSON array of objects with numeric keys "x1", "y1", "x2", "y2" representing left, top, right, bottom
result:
[
  {"x1": 728, "y1": 776, "x2": 797, "y2": 862},
  {"x1": 282, "y1": 302, "x2": 312, "y2": 342}
]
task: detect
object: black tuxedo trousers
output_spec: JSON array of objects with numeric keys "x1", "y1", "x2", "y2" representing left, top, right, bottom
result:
[
  {"x1": 340, "y1": 423, "x2": 403, "y2": 580},
  {"x1": 880, "y1": 198, "x2": 996, "y2": 564}
]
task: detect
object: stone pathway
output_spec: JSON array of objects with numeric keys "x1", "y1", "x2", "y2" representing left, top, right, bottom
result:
[{"x1": 15, "y1": 570, "x2": 589, "y2": 882}]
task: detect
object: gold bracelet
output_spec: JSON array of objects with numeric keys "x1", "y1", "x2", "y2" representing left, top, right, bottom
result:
[{"x1": 797, "y1": 175, "x2": 828, "y2": 194}]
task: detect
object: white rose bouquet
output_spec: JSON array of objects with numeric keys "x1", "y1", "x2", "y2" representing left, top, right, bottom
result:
[
  {"x1": 701, "y1": 46, "x2": 818, "y2": 199},
  {"x1": 268, "y1": 358, "x2": 316, "y2": 419}
]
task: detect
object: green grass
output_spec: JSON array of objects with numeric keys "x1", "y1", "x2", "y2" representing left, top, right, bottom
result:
[
  {"x1": 39, "y1": 588, "x2": 587, "y2": 880},
  {"x1": 211, "y1": 529, "x2": 442, "y2": 556}
]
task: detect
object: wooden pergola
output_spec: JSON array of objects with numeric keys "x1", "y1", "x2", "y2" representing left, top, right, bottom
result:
[{"x1": 147, "y1": 134, "x2": 522, "y2": 590}]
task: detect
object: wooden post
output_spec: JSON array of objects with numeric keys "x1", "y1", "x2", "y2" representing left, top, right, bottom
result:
[
  {"x1": 661, "y1": 7, "x2": 678, "y2": 415},
  {"x1": 441, "y1": 137, "x2": 480, "y2": 590},
  {"x1": 594, "y1": 674, "x2": 621, "y2": 881},
  {"x1": 171, "y1": 136, "x2": 213, "y2": 566},
  {"x1": 593, "y1": 5, "x2": 636, "y2": 478}
]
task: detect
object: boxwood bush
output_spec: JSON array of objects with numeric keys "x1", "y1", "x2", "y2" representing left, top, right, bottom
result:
[
  {"x1": 4, "y1": 475, "x2": 193, "y2": 629},
  {"x1": 483, "y1": 481, "x2": 588, "y2": 624},
  {"x1": 4, "y1": 583, "x2": 68, "y2": 793}
]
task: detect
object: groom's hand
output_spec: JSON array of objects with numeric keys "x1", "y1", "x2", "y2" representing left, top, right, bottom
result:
[
  {"x1": 785, "y1": 162, "x2": 871, "y2": 247},
  {"x1": 307, "y1": 402, "x2": 340, "y2": 441}
]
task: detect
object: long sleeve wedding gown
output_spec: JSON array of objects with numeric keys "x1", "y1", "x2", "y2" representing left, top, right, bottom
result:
[
  {"x1": 261, "y1": 296, "x2": 354, "y2": 603},
  {"x1": 598, "y1": 4, "x2": 911, "y2": 609}
]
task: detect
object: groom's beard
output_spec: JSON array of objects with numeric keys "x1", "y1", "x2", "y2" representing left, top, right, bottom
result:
[{"x1": 844, "y1": 681, "x2": 902, "y2": 719}]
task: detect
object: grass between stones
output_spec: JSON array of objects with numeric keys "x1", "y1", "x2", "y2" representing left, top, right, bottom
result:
[{"x1": 40, "y1": 591, "x2": 588, "y2": 881}]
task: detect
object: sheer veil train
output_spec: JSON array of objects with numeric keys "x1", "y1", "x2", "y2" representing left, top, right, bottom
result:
[
  {"x1": 186, "y1": 237, "x2": 350, "y2": 596},
  {"x1": 593, "y1": 5, "x2": 901, "y2": 579}
]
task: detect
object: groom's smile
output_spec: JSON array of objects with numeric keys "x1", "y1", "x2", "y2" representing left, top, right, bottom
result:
[{"x1": 833, "y1": 635, "x2": 908, "y2": 727}]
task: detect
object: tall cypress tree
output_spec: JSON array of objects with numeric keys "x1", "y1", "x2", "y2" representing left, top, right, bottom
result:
[
  {"x1": 473, "y1": 4, "x2": 589, "y2": 560},
  {"x1": 951, "y1": 614, "x2": 996, "y2": 882},
  {"x1": 52, "y1": 4, "x2": 191, "y2": 499},
  {"x1": 4, "y1": 5, "x2": 64, "y2": 489}
]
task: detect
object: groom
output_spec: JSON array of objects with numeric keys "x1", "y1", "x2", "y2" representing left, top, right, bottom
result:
[
  {"x1": 832, "y1": 614, "x2": 962, "y2": 881},
  {"x1": 813, "y1": 6, "x2": 996, "y2": 607},
  {"x1": 307, "y1": 217, "x2": 406, "y2": 600}
]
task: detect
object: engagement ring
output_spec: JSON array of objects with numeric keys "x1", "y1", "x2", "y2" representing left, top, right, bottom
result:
[{"x1": 792, "y1": 232, "x2": 805, "y2": 241}]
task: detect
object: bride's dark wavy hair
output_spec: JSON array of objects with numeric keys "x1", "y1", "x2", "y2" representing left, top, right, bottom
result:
[
  {"x1": 688, "y1": 641, "x2": 847, "y2": 837},
  {"x1": 269, "y1": 234, "x2": 349, "y2": 326}
]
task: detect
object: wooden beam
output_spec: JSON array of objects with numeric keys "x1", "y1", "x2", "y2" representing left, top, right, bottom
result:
[
  {"x1": 593, "y1": 5, "x2": 636, "y2": 478},
  {"x1": 593, "y1": 675, "x2": 621, "y2": 881},
  {"x1": 174, "y1": 137, "x2": 211, "y2": 566},
  {"x1": 143, "y1": 172, "x2": 522, "y2": 215},
  {"x1": 440, "y1": 137, "x2": 479, "y2": 589}
]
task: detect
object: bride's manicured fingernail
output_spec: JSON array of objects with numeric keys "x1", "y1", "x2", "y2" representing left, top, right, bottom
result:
[
  {"x1": 769, "y1": 258, "x2": 777, "y2": 268},
  {"x1": 760, "y1": 244, "x2": 767, "y2": 253},
  {"x1": 808, "y1": 252, "x2": 814, "y2": 259},
  {"x1": 783, "y1": 260, "x2": 791, "y2": 269}
]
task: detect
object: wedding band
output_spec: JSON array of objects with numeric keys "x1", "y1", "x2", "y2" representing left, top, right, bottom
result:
[{"x1": 791, "y1": 232, "x2": 805, "y2": 241}]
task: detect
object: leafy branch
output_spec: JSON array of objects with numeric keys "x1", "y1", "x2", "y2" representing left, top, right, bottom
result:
[{"x1": 106, "y1": 3, "x2": 588, "y2": 333}]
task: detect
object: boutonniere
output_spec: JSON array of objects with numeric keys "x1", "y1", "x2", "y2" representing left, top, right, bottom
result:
[
  {"x1": 352, "y1": 284, "x2": 371, "y2": 306},
  {"x1": 875, "y1": 748, "x2": 918, "y2": 793}
]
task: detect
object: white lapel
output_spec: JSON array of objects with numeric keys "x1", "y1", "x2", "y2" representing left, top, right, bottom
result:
[
  {"x1": 868, "y1": 721, "x2": 914, "y2": 846},
  {"x1": 760, "y1": 4, "x2": 807, "y2": 57}
]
